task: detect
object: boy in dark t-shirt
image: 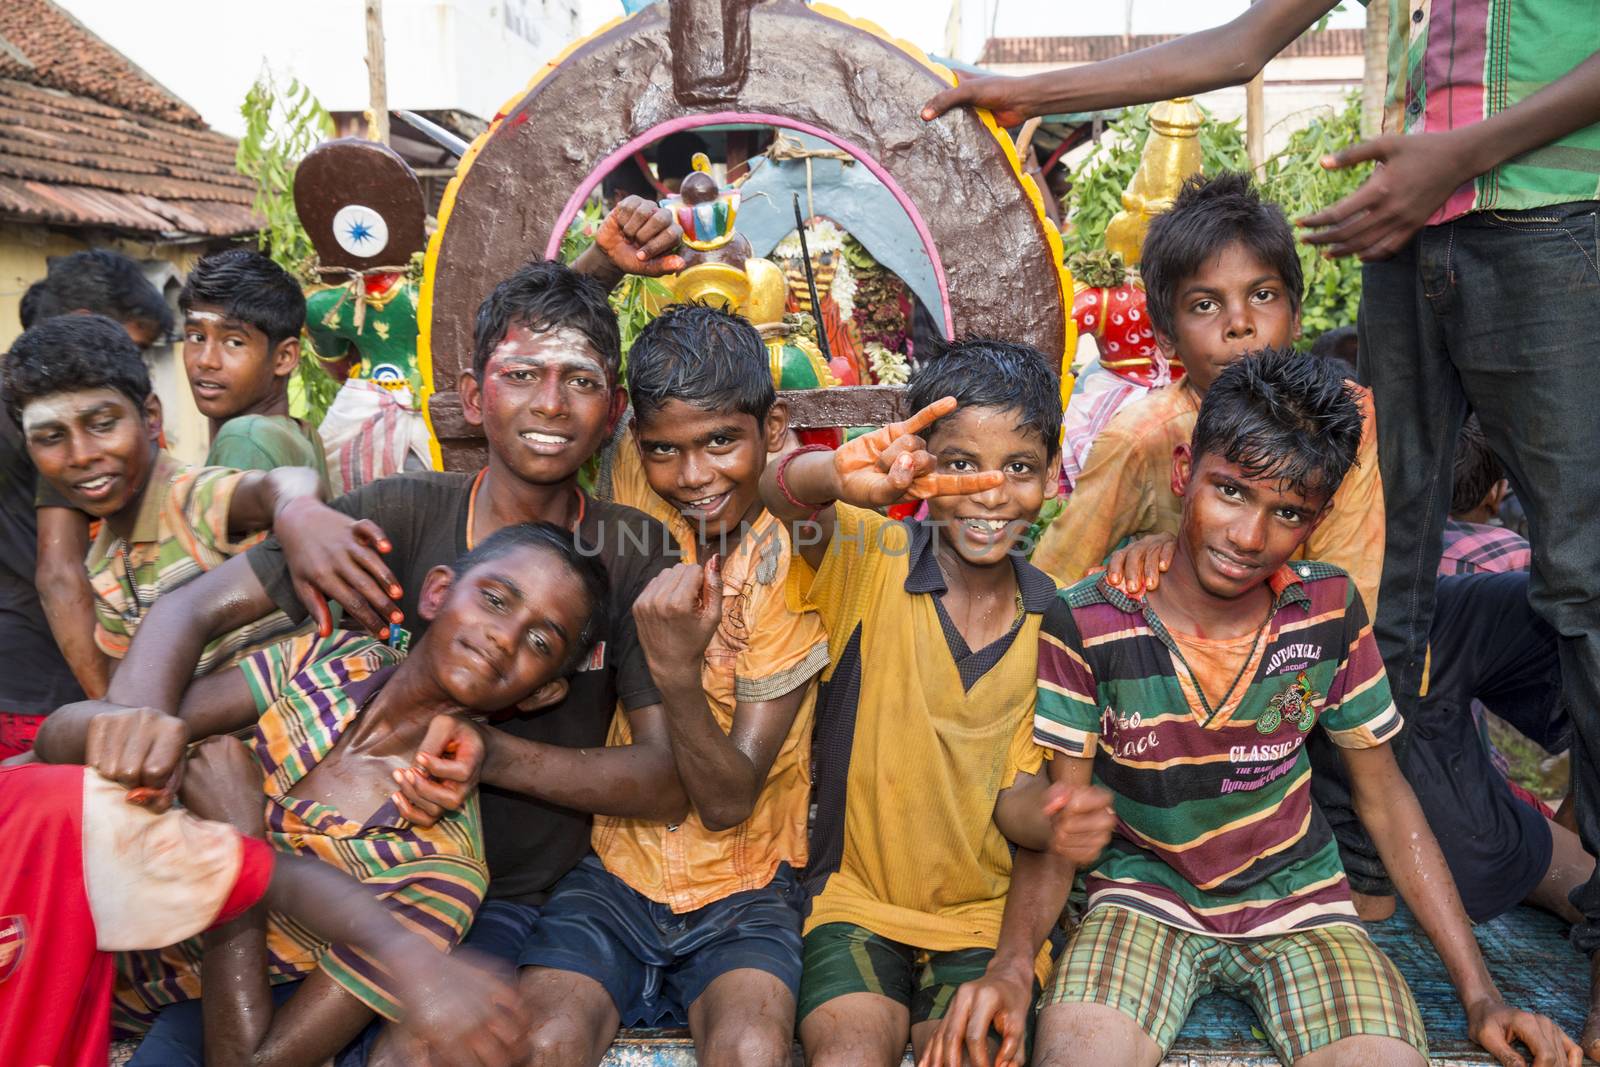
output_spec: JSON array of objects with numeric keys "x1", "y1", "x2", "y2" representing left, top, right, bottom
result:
[{"x1": 89, "y1": 253, "x2": 690, "y2": 1025}]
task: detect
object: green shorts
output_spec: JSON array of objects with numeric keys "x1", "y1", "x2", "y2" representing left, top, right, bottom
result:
[
  {"x1": 1043, "y1": 906, "x2": 1429, "y2": 1062},
  {"x1": 799, "y1": 922, "x2": 1037, "y2": 1032}
]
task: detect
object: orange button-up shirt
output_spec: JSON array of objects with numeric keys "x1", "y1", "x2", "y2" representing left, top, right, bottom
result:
[
  {"x1": 1031, "y1": 380, "x2": 1385, "y2": 621},
  {"x1": 594, "y1": 436, "x2": 829, "y2": 912}
]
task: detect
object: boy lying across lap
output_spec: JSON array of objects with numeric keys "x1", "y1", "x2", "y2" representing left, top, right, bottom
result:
[
  {"x1": 762, "y1": 341, "x2": 1117, "y2": 1066},
  {"x1": 0, "y1": 758, "x2": 525, "y2": 1067},
  {"x1": 923, "y1": 349, "x2": 1576, "y2": 1067},
  {"x1": 511, "y1": 304, "x2": 829, "y2": 1066},
  {"x1": 33, "y1": 522, "x2": 605, "y2": 1067}
]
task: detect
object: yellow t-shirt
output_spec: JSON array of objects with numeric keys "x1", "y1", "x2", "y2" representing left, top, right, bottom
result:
[{"x1": 795, "y1": 505, "x2": 1053, "y2": 976}]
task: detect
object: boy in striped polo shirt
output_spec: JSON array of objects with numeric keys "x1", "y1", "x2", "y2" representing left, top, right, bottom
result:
[
  {"x1": 924, "y1": 350, "x2": 1575, "y2": 1067},
  {"x1": 35, "y1": 523, "x2": 606, "y2": 1065}
]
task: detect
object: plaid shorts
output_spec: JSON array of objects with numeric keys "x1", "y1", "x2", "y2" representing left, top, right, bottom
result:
[
  {"x1": 1043, "y1": 906, "x2": 1428, "y2": 1062},
  {"x1": 799, "y1": 922, "x2": 1031, "y2": 1029}
]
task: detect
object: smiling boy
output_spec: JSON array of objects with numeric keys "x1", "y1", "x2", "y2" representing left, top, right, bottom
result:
[
  {"x1": 36, "y1": 522, "x2": 605, "y2": 1066},
  {"x1": 517, "y1": 305, "x2": 828, "y2": 1065},
  {"x1": 760, "y1": 340, "x2": 1085, "y2": 1065},
  {"x1": 924, "y1": 350, "x2": 1576, "y2": 1067},
  {"x1": 179, "y1": 248, "x2": 328, "y2": 485},
  {"x1": 4, "y1": 315, "x2": 320, "y2": 676}
]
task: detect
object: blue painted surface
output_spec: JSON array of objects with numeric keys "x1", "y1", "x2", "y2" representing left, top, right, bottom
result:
[{"x1": 736, "y1": 133, "x2": 945, "y2": 327}]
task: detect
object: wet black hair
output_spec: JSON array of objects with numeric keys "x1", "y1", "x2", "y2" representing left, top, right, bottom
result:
[
  {"x1": 1141, "y1": 171, "x2": 1303, "y2": 342},
  {"x1": 179, "y1": 248, "x2": 308, "y2": 349},
  {"x1": 18, "y1": 280, "x2": 47, "y2": 328},
  {"x1": 470, "y1": 259, "x2": 621, "y2": 385},
  {"x1": 628, "y1": 303, "x2": 774, "y2": 428},
  {"x1": 448, "y1": 521, "x2": 610, "y2": 674},
  {"x1": 3, "y1": 314, "x2": 151, "y2": 428},
  {"x1": 32, "y1": 249, "x2": 173, "y2": 336},
  {"x1": 1451, "y1": 416, "x2": 1504, "y2": 516},
  {"x1": 906, "y1": 337, "x2": 1062, "y2": 459},
  {"x1": 1189, "y1": 346, "x2": 1361, "y2": 502}
]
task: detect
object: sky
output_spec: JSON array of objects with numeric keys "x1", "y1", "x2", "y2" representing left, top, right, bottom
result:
[{"x1": 576, "y1": 0, "x2": 1366, "y2": 59}]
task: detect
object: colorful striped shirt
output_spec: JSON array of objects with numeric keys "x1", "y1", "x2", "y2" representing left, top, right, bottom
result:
[
  {"x1": 1035, "y1": 562, "x2": 1404, "y2": 939},
  {"x1": 114, "y1": 632, "x2": 487, "y2": 1030},
  {"x1": 1374, "y1": 0, "x2": 1600, "y2": 222},
  {"x1": 87, "y1": 451, "x2": 304, "y2": 675},
  {"x1": 1439, "y1": 518, "x2": 1531, "y2": 575}
]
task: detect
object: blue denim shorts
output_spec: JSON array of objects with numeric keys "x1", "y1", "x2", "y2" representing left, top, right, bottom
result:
[{"x1": 520, "y1": 855, "x2": 805, "y2": 1027}]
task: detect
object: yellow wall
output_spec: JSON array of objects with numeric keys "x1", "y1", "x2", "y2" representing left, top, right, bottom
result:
[{"x1": 0, "y1": 223, "x2": 213, "y2": 466}]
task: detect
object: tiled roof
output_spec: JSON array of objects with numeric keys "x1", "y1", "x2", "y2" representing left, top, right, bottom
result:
[
  {"x1": 0, "y1": 1, "x2": 257, "y2": 238},
  {"x1": 980, "y1": 27, "x2": 1364, "y2": 66}
]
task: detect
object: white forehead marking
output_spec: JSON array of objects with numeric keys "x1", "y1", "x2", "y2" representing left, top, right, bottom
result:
[
  {"x1": 332, "y1": 204, "x2": 390, "y2": 258},
  {"x1": 494, "y1": 327, "x2": 605, "y2": 375},
  {"x1": 185, "y1": 310, "x2": 225, "y2": 324},
  {"x1": 21, "y1": 396, "x2": 90, "y2": 435}
]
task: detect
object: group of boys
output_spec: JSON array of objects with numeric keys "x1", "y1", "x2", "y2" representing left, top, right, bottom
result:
[{"x1": 0, "y1": 159, "x2": 1581, "y2": 1067}]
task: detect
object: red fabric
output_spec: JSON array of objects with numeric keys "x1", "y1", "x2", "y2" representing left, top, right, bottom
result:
[
  {"x1": 0, "y1": 763, "x2": 110, "y2": 1067},
  {"x1": 218, "y1": 836, "x2": 276, "y2": 924},
  {"x1": 0, "y1": 712, "x2": 45, "y2": 760}
]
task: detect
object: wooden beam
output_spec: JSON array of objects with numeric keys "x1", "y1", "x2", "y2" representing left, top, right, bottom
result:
[{"x1": 365, "y1": 0, "x2": 389, "y2": 146}]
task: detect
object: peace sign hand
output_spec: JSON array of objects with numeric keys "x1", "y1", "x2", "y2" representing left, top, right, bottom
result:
[{"x1": 832, "y1": 397, "x2": 1004, "y2": 508}]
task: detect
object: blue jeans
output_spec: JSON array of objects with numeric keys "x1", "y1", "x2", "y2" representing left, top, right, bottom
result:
[
  {"x1": 126, "y1": 982, "x2": 379, "y2": 1066},
  {"x1": 1355, "y1": 200, "x2": 1600, "y2": 947}
]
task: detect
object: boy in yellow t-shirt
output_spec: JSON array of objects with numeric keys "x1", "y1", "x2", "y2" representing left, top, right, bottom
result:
[{"x1": 521, "y1": 304, "x2": 829, "y2": 1067}]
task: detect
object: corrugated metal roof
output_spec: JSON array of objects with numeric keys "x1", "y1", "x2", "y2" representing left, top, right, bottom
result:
[{"x1": 981, "y1": 27, "x2": 1364, "y2": 66}]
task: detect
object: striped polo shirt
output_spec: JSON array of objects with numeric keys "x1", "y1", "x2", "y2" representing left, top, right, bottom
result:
[
  {"x1": 87, "y1": 451, "x2": 304, "y2": 675},
  {"x1": 1373, "y1": 0, "x2": 1600, "y2": 222},
  {"x1": 115, "y1": 632, "x2": 487, "y2": 1030},
  {"x1": 1035, "y1": 562, "x2": 1403, "y2": 939}
]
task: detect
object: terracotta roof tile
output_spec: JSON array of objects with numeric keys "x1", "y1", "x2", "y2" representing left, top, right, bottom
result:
[
  {"x1": 0, "y1": 2, "x2": 258, "y2": 238},
  {"x1": 980, "y1": 27, "x2": 1364, "y2": 66}
]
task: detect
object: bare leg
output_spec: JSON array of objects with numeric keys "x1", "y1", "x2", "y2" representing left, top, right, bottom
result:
[
  {"x1": 1526, "y1": 816, "x2": 1595, "y2": 924},
  {"x1": 689, "y1": 968, "x2": 796, "y2": 1067},
  {"x1": 1349, "y1": 890, "x2": 1396, "y2": 923},
  {"x1": 800, "y1": 991, "x2": 909, "y2": 1067},
  {"x1": 910, "y1": 1018, "x2": 1001, "y2": 1067},
  {"x1": 521, "y1": 967, "x2": 619, "y2": 1067},
  {"x1": 1032, "y1": 1002, "x2": 1162, "y2": 1067},
  {"x1": 1294, "y1": 1034, "x2": 1426, "y2": 1066}
]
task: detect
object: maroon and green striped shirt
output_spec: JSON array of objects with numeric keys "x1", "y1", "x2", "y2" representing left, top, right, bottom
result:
[
  {"x1": 1372, "y1": 0, "x2": 1600, "y2": 222},
  {"x1": 1035, "y1": 562, "x2": 1403, "y2": 938}
]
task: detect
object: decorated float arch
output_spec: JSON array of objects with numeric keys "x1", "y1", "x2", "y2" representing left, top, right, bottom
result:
[{"x1": 420, "y1": 0, "x2": 1073, "y2": 470}]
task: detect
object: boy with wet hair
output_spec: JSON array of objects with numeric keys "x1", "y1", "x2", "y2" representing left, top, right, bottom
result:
[
  {"x1": 762, "y1": 339, "x2": 1117, "y2": 1066},
  {"x1": 925, "y1": 349, "x2": 1576, "y2": 1067},
  {"x1": 22, "y1": 248, "x2": 173, "y2": 347},
  {"x1": 4, "y1": 315, "x2": 320, "y2": 676},
  {"x1": 519, "y1": 304, "x2": 828, "y2": 1066},
  {"x1": 67, "y1": 252, "x2": 692, "y2": 1052},
  {"x1": 35, "y1": 521, "x2": 605, "y2": 1066},
  {"x1": 1031, "y1": 171, "x2": 1385, "y2": 622},
  {"x1": 179, "y1": 248, "x2": 328, "y2": 483},
  {"x1": 1443, "y1": 417, "x2": 1529, "y2": 576}
]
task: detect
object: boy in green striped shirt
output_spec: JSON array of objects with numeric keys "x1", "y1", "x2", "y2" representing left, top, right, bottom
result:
[{"x1": 923, "y1": 351, "x2": 1575, "y2": 1067}]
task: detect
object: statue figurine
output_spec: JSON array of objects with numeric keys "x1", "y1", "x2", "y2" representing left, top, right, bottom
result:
[
  {"x1": 294, "y1": 139, "x2": 434, "y2": 494},
  {"x1": 1103, "y1": 97, "x2": 1204, "y2": 266},
  {"x1": 661, "y1": 152, "x2": 753, "y2": 310}
]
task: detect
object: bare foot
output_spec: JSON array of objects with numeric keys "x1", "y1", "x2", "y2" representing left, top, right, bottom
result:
[
  {"x1": 1583, "y1": 952, "x2": 1600, "y2": 1060},
  {"x1": 1351, "y1": 890, "x2": 1396, "y2": 922}
]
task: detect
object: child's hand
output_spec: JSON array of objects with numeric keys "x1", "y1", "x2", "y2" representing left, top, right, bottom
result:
[
  {"x1": 82, "y1": 704, "x2": 187, "y2": 811},
  {"x1": 1098, "y1": 531, "x2": 1177, "y2": 597},
  {"x1": 178, "y1": 736, "x2": 265, "y2": 835},
  {"x1": 1041, "y1": 781, "x2": 1118, "y2": 865},
  {"x1": 1466, "y1": 996, "x2": 1581, "y2": 1067},
  {"x1": 393, "y1": 948, "x2": 529, "y2": 1067},
  {"x1": 917, "y1": 965, "x2": 1032, "y2": 1067},
  {"x1": 833, "y1": 396, "x2": 1004, "y2": 508},
  {"x1": 595, "y1": 195, "x2": 686, "y2": 277},
  {"x1": 393, "y1": 714, "x2": 486, "y2": 827},
  {"x1": 632, "y1": 558, "x2": 723, "y2": 683},
  {"x1": 274, "y1": 497, "x2": 402, "y2": 640}
]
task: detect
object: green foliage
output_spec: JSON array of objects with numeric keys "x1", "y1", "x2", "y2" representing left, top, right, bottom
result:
[
  {"x1": 1060, "y1": 95, "x2": 1370, "y2": 344},
  {"x1": 236, "y1": 69, "x2": 339, "y2": 424},
  {"x1": 559, "y1": 199, "x2": 604, "y2": 265},
  {"x1": 610, "y1": 275, "x2": 676, "y2": 374}
]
